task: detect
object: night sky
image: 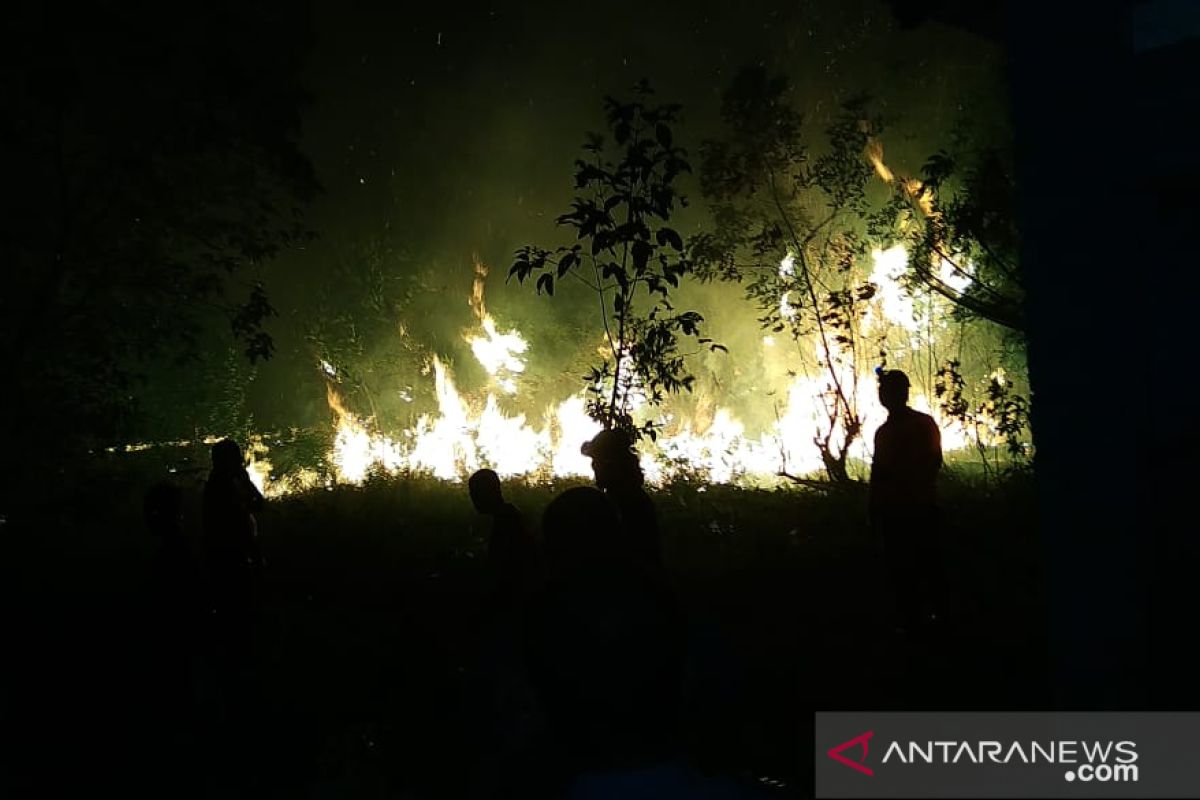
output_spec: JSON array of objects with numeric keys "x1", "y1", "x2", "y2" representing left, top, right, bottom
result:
[{"x1": 244, "y1": 0, "x2": 1008, "y2": 432}]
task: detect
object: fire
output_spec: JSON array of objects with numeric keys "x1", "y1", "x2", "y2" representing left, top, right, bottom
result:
[
  {"x1": 778, "y1": 252, "x2": 797, "y2": 320},
  {"x1": 866, "y1": 137, "x2": 934, "y2": 216},
  {"x1": 866, "y1": 138, "x2": 894, "y2": 183},
  {"x1": 466, "y1": 255, "x2": 527, "y2": 394},
  {"x1": 230, "y1": 251, "x2": 1014, "y2": 497},
  {"x1": 327, "y1": 382, "x2": 405, "y2": 482}
]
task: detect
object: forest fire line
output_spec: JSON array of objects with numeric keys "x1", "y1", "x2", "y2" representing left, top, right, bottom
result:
[
  {"x1": 113, "y1": 247, "x2": 1016, "y2": 498},
  {"x1": 244, "y1": 247, "x2": 1013, "y2": 497}
]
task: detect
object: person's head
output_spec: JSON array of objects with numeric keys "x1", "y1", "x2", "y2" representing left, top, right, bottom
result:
[
  {"x1": 210, "y1": 438, "x2": 244, "y2": 473},
  {"x1": 467, "y1": 468, "x2": 504, "y2": 514},
  {"x1": 580, "y1": 428, "x2": 644, "y2": 491},
  {"x1": 878, "y1": 369, "x2": 911, "y2": 413},
  {"x1": 144, "y1": 482, "x2": 183, "y2": 538}
]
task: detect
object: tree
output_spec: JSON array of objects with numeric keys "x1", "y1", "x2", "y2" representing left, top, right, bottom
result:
[
  {"x1": 869, "y1": 141, "x2": 1025, "y2": 332},
  {"x1": 509, "y1": 82, "x2": 721, "y2": 439},
  {"x1": 1, "y1": 1, "x2": 317, "y2": 482},
  {"x1": 304, "y1": 238, "x2": 434, "y2": 431},
  {"x1": 933, "y1": 358, "x2": 1032, "y2": 479},
  {"x1": 694, "y1": 67, "x2": 880, "y2": 483}
]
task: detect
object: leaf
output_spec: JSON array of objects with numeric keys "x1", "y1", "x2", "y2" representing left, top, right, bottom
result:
[
  {"x1": 631, "y1": 240, "x2": 653, "y2": 272},
  {"x1": 655, "y1": 227, "x2": 684, "y2": 251},
  {"x1": 536, "y1": 274, "x2": 554, "y2": 296},
  {"x1": 556, "y1": 253, "x2": 577, "y2": 278}
]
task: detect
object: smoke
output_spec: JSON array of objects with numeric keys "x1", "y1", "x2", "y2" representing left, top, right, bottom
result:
[{"x1": 238, "y1": 0, "x2": 1012, "y2": 450}]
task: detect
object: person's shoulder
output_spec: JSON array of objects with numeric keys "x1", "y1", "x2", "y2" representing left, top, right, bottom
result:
[
  {"x1": 906, "y1": 408, "x2": 938, "y2": 426},
  {"x1": 922, "y1": 411, "x2": 941, "y2": 433},
  {"x1": 634, "y1": 486, "x2": 658, "y2": 516},
  {"x1": 499, "y1": 501, "x2": 525, "y2": 526}
]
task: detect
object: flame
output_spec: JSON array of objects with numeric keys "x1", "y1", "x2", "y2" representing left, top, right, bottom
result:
[
  {"x1": 465, "y1": 255, "x2": 528, "y2": 394},
  {"x1": 778, "y1": 252, "x2": 797, "y2": 320},
  {"x1": 867, "y1": 137, "x2": 934, "y2": 217},
  {"x1": 866, "y1": 138, "x2": 894, "y2": 183},
  {"x1": 865, "y1": 245, "x2": 918, "y2": 332},
  {"x1": 205, "y1": 250, "x2": 1014, "y2": 497}
]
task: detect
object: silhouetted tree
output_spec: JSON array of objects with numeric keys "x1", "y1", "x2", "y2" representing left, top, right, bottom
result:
[
  {"x1": 1, "y1": 1, "x2": 317, "y2": 491},
  {"x1": 510, "y1": 82, "x2": 722, "y2": 439},
  {"x1": 868, "y1": 143, "x2": 1025, "y2": 331},
  {"x1": 305, "y1": 238, "x2": 434, "y2": 430},
  {"x1": 933, "y1": 358, "x2": 1031, "y2": 478},
  {"x1": 694, "y1": 67, "x2": 879, "y2": 483}
]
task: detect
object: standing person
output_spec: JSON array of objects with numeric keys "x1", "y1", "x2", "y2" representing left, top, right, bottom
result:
[
  {"x1": 580, "y1": 428, "x2": 661, "y2": 569},
  {"x1": 201, "y1": 438, "x2": 264, "y2": 669},
  {"x1": 870, "y1": 370, "x2": 944, "y2": 633},
  {"x1": 468, "y1": 468, "x2": 540, "y2": 609},
  {"x1": 463, "y1": 469, "x2": 543, "y2": 796},
  {"x1": 200, "y1": 438, "x2": 265, "y2": 788},
  {"x1": 202, "y1": 439, "x2": 264, "y2": 614}
]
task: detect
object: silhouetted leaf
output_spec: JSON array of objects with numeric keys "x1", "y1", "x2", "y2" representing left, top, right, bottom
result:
[
  {"x1": 656, "y1": 227, "x2": 684, "y2": 251},
  {"x1": 557, "y1": 253, "x2": 577, "y2": 277}
]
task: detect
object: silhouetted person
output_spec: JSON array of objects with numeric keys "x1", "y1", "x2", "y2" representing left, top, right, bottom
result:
[
  {"x1": 202, "y1": 439, "x2": 264, "y2": 656},
  {"x1": 581, "y1": 429, "x2": 661, "y2": 569},
  {"x1": 469, "y1": 468, "x2": 540, "y2": 608},
  {"x1": 526, "y1": 487, "x2": 688, "y2": 792},
  {"x1": 870, "y1": 370, "x2": 944, "y2": 632},
  {"x1": 201, "y1": 439, "x2": 266, "y2": 786},
  {"x1": 462, "y1": 470, "x2": 545, "y2": 796}
]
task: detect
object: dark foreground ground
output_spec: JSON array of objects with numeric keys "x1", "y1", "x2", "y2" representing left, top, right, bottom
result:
[{"x1": 0, "y1": 463, "x2": 1045, "y2": 797}]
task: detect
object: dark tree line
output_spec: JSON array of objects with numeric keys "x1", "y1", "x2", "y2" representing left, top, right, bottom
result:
[{"x1": 1, "y1": 1, "x2": 317, "y2": 499}]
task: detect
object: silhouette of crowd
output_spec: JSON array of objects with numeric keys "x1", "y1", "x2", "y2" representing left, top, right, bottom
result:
[{"x1": 136, "y1": 368, "x2": 945, "y2": 797}]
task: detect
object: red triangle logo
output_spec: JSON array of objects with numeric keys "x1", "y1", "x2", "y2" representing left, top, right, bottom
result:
[{"x1": 827, "y1": 730, "x2": 875, "y2": 776}]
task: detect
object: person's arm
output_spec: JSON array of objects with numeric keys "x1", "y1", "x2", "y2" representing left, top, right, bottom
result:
[
  {"x1": 926, "y1": 418, "x2": 943, "y2": 475},
  {"x1": 241, "y1": 469, "x2": 265, "y2": 511},
  {"x1": 868, "y1": 428, "x2": 886, "y2": 522}
]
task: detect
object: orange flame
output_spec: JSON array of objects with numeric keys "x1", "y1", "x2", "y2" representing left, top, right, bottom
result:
[{"x1": 867, "y1": 137, "x2": 933, "y2": 217}]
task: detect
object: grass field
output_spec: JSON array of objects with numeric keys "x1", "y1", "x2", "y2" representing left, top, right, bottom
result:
[{"x1": 1, "y1": 459, "x2": 1046, "y2": 797}]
